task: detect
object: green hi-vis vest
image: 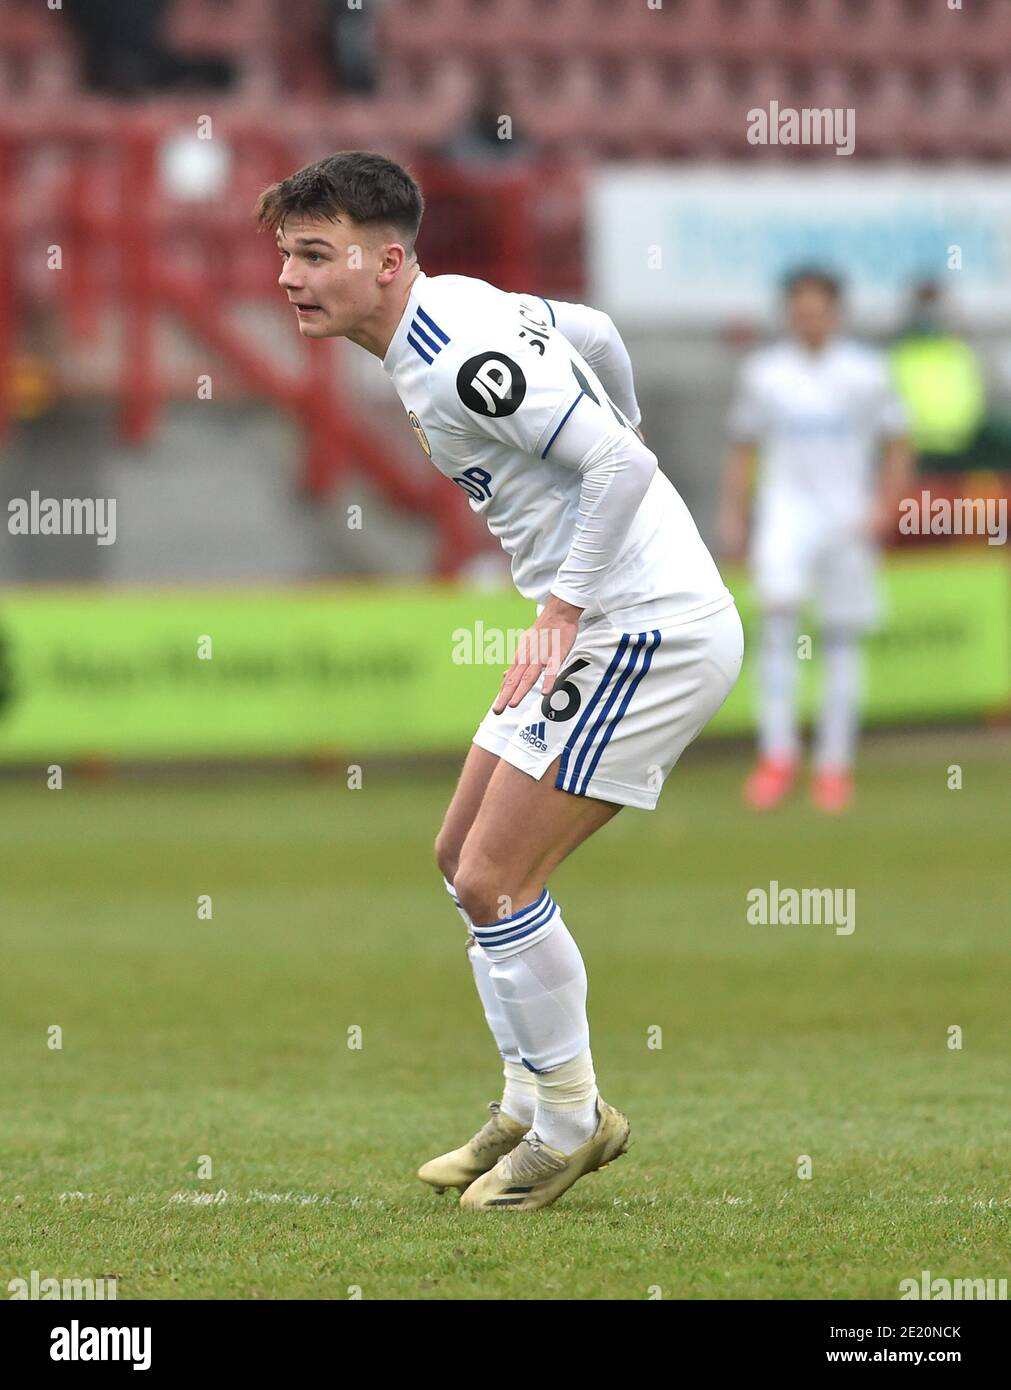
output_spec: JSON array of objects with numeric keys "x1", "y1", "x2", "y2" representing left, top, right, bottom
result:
[{"x1": 889, "y1": 335, "x2": 985, "y2": 455}]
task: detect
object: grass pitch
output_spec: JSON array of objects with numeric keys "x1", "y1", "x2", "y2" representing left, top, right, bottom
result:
[{"x1": 2, "y1": 732, "x2": 1009, "y2": 1300}]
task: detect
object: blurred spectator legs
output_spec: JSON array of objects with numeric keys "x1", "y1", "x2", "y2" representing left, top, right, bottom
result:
[
  {"x1": 65, "y1": 0, "x2": 235, "y2": 97},
  {"x1": 324, "y1": 0, "x2": 380, "y2": 95}
]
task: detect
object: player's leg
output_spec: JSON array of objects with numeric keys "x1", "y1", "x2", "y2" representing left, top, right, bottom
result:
[
  {"x1": 743, "y1": 603, "x2": 802, "y2": 808},
  {"x1": 456, "y1": 605, "x2": 743, "y2": 1152},
  {"x1": 453, "y1": 756, "x2": 622, "y2": 925},
  {"x1": 434, "y1": 742, "x2": 500, "y2": 887},
  {"x1": 419, "y1": 744, "x2": 616, "y2": 1194},
  {"x1": 454, "y1": 606, "x2": 742, "y2": 1210},
  {"x1": 811, "y1": 625, "x2": 862, "y2": 812},
  {"x1": 744, "y1": 514, "x2": 807, "y2": 807},
  {"x1": 433, "y1": 744, "x2": 537, "y2": 1127},
  {"x1": 452, "y1": 757, "x2": 621, "y2": 1159},
  {"x1": 810, "y1": 534, "x2": 880, "y2": 811}
]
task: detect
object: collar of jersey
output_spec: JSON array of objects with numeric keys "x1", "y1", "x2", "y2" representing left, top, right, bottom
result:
[{"x1": 382, "y1": 270, "x2": 429, "y2": 375}]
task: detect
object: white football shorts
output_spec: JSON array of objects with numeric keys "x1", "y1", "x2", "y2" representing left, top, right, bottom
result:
[
  {"x1": 471, "y1": 599, "x2": 744, "y2": 811},
  {"x1": 751, "y1": 516, "x2": 882, "y2": 631}
]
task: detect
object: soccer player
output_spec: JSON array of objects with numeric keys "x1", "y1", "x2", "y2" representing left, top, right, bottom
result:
[
  {"x1": 720, "y1": 270, "x2": 912, "y2": 814},
  {"x1": 255, "y1": 152, "x2": 743, "y2": 1211}
]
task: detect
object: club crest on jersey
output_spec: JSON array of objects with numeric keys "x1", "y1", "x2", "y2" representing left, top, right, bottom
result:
[
  {"x1": 457, "y1": 352, "x2": 527, "y2": 418},
  {"x1": 408, "y1": 410, "x2": 432, "y2": 458}
]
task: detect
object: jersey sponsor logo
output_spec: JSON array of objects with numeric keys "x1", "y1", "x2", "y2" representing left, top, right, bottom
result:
[
  {"x1": 519, "y1": 720, "x2": 548, "y2": 752},
  {"x1": 457, "y1": 352, "x2": 527, "y2": 418},
  {"x1": 517, "y1": 301, "x2": 552, "y2": 355},
  {"x1": 452, "y1": 466, "x2": 493, "y2": 502},
  {"x1": 407, "y1": 410, "x2": 432, "y2": 458}
]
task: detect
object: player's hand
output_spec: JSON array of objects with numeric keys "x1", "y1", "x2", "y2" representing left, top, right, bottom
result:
[{"x1": 492, "y1": 596, "x2": 583, "y2": 715}]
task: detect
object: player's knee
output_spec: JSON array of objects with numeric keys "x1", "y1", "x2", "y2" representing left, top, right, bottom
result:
[
  {"x1": 454, "y1": 854, "x2": 541, "y2": 929},
  {"x1": 434, "y1": 831, "x2": 459, "y2": 885},
  {"x1": 452, "y1": 856, "x2": 502, "y2": 927}
]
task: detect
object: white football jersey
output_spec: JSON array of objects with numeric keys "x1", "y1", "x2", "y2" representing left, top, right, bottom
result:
[
  {"x1": 728, "y1": 338, "x2": 907, "y2": 532},
  {"x1": 382, "y1": 270, "x2": 731, "y2": 629}
]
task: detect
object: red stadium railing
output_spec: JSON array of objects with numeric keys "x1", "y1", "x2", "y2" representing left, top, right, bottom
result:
[{"x1": 0, "y1": 103, "x2": 586, "y2": 577}]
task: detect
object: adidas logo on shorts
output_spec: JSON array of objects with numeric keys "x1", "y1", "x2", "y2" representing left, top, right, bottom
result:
[{"x1": 519, "y1": 720, "x2": 548, "y2": 753}]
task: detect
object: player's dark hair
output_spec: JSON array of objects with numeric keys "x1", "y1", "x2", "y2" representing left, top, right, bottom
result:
[
  {"x1": 782, "y1": 267, "x2": 843, "y2": 301},
  {"x1": 254, "y1": 150, "x2": 425, "y2": 255}
]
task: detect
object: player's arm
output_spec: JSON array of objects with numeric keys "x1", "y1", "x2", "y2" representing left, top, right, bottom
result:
[
  {"x1": 541, "y1": 297, "x2": 643, "y2": 430},
  {"x1": 431, "y1": 342, "x2": 655, "y2": 615},
  {"x1": 503, "y1": 420, "x2": 658, "y2": 711},
  {"x1": 718, "y1": 443, "x2": 757, "y2": 566},
  {"x1": 720, "y1": 361, "x2": 763, "y2": 564},
  {"x1": 429, "y1": 341, "x2": 656, "y2": 709},
  {"x1": 540, "y1": 404, "x2": 658, "y2": 614},
  {"x1": 868, "y1": 360, "x2": 914, "y2": 543},
  {"x1": 870, "y1": 435, "x2": 914, "y2": 543}
]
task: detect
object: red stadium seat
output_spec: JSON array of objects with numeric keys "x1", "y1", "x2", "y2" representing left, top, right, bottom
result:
[
  {"x1": 975, "y1": 74, "x2": 1011, "y2": 157},
  {"x1": 166, "y1": 0, "x2": 278, "y2": 55},
  {"x1": 915, "y1": 67, "x2": 980, "y2": 157},
  {"x1": 855, "y1": 69, "x2": 922, "y2": 157},
  {"x1": 675, "y1": 60, "x2": 747, "y2": 152},
  {"x1": 502, "y1": 0, "x2": 595, "y2": 58},
  {"x1": 383, "y1": 0, "x2": 467, "y2": 57},
  {"x1": 0, "y1": 0, "x2": 77, "y2": 95},
  {"x1": 517, "y1": 57, "x2": 605, "y2": 151}
]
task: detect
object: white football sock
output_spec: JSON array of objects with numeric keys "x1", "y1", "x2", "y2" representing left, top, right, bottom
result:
[
  {"x1": 531, "y1": 1048, "x2": 599, "y2": 1154},
  {"x1": 758, "y1": 609, "x2": 800, "y2": 761},
  {"x1": 471, "y1": 891, "x2": 599, "y2": 1154},
  {"x1": 501, "y1": 1058, "x2": 537, "y2": 1127},
  {"x1": 815, "y1": 629, "x2": 862, "y2": 770},
  {"x1": 444, "y1": 875, "x2": 523, "y2": 1066}
]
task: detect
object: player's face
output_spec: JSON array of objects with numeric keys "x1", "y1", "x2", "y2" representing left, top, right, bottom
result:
[
  {"x1": 275, "y1": 213, "x2": 386, "y2": 339},
  {"x1": 787, "y1": 283, "x2": 839, "y2": 349}
]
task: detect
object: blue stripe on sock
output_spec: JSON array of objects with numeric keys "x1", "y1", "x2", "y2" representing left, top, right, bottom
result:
[
  {"x1": 474, "y1": 902, "x2": 558, "y2": 950},
  {"x1": 473, "y1": 887, "x2": 549, "y2": 929},
  {"x1": 473, "y1": 895, "x2": 557, "y2": 945}
]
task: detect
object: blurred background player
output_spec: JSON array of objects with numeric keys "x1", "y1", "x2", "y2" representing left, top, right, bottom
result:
[{"x1": 720, "y1": 270, "x2": 913, "y2": 813}]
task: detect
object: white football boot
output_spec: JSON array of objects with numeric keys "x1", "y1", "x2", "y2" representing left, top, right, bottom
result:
[
  {"x1": 417, "y1": 1101, "x2": 531, "y2": 1194},
  {"x1": 459, "y1": 1096, "x2": 630, "y2": 1211}
]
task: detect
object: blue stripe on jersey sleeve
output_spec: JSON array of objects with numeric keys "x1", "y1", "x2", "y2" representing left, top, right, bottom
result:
[
  {"x1": 409, "y1": 319, "x2": 443, "y2": 355},
  {"x1": 539, "y1": 296, "x2": 556, "y2": 327},
  {"x1": 541, "y1": 392, "x2": 586, "y2": 458},
  {"x1": 415, "y1": 304, "x2": 450, "y2": 344},
  {"x1": 406, "y1": 331, "x2": 434, "y2": 364}
]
